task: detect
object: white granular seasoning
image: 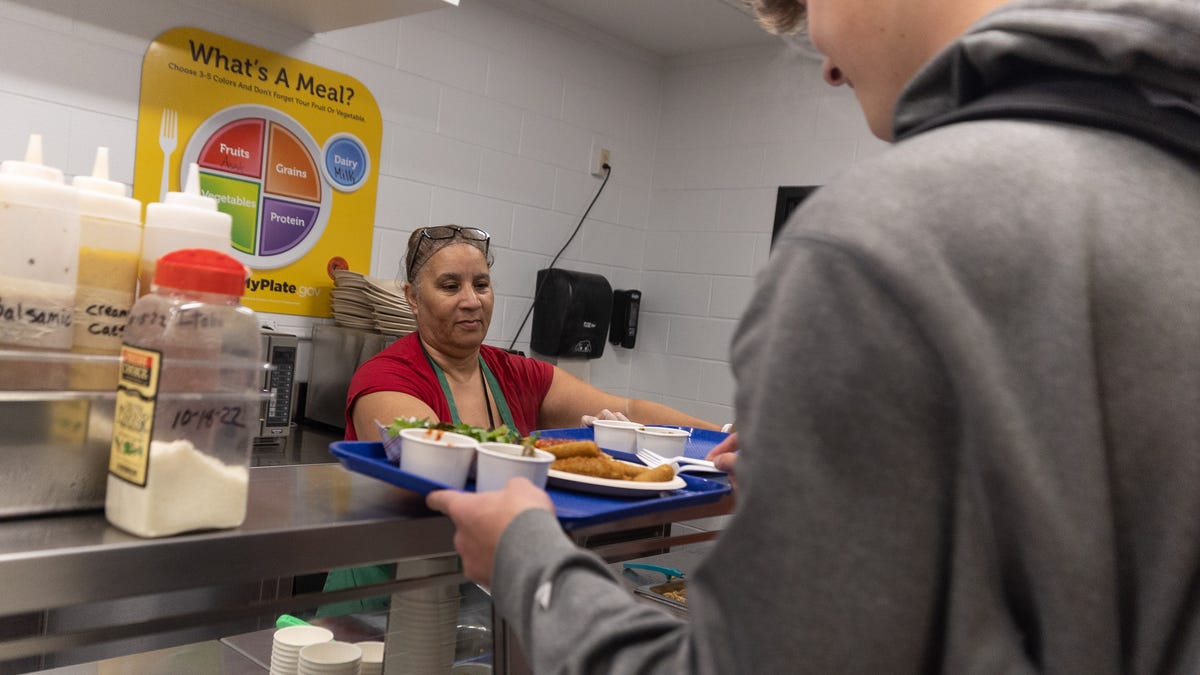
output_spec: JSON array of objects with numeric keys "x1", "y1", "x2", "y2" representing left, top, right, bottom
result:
[{"x1": 105, "y1": 439, "x2": 249, "y2": 538}]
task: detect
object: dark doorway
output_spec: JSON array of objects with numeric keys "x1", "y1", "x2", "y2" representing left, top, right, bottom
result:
[{"x1": 772, "y1": 186, "x2": 819, "y2": 247}]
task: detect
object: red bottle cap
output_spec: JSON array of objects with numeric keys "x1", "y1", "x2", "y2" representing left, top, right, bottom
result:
[{"x1": 154, "y1": 248, "x2": 248, "y2": 296}]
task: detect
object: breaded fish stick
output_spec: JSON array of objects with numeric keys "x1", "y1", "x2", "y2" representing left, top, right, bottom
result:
[
  {"x1": 632, "y1": 464, "x2": 675, "y2": 482},
  {"x1": 552, "y1": 456, "x2": 629, "y2": 480},
  {"x1": 538, "y1": 440, "x2": 603, "y2": 459},
  {"x1": 551, "y1": 455, "x2": 676, "y2": 482}
]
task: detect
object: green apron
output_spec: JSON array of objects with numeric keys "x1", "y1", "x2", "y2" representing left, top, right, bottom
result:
[{"x1": 319, "y1": 348, "x2": 515, "y2": 616}]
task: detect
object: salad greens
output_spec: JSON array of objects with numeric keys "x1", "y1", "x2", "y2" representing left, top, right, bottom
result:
[{"x1": 386, "y1": 417, "x2": 539, "y2": 455}]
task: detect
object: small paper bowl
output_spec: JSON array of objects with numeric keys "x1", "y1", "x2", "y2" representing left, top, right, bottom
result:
[
  {"x1": 636, "y1": 426, "x2": 691, "y2": 458},
  {"x1": 354, "y1": 640, "x2": 385, "y2": 664},
  {"x1": 398, "y1": 427, "x2": 479, "y2": 489},
  {"x1": 299, "y1": 640, "x2": 362, "y2": 668},
  {"x1": 474, "y1": 442, "x2": 555, "y2": 492},
  {"x1": 592, "y1": 419, "x2": 644, "y2": 453},
  {"x1": 273, "y1": 624, "x2": 334, "y2": 649}
]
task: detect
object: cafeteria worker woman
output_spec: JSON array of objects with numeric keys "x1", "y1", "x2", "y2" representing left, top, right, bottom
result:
[
  {"x1": 344, "y1": 224, "x2": 722, "y2": 440},
  {"x1": 319, "y1": 224, "x2": 723, "y2": 616}
]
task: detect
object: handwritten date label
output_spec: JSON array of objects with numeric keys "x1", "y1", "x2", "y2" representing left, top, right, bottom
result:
[{"x1": 170, "y1": 406, "x2": 248, "y2": 430}]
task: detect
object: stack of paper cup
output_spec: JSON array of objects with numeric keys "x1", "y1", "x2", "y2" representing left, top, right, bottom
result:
[
  {"x1": 387, "y1": 584, "x2": 460, "y2": 674},
  {"x1": 355, "y1": 641, "x2": 385, "y2": 675},
  {"x1": 271, "y1": 625, "x2": 334, "y2": 675},
  {"x1": 298, "y1": 641, "x2": 362, "y2": 675}
]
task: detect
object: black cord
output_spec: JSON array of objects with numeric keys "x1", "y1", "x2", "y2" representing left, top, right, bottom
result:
[{"x1": 507, "y1": 163, "x2": 612, "y2": 351}]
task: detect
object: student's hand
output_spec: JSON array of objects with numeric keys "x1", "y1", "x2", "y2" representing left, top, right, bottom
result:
[
  {"x1": 706, "y1": 432, "x2": 740, "y2": 478},
  {"x1": 581, "y1": 408, "x2": 631, "y2": 426},
  {"x1": 426, "y1": 478, "x2": 554, "y2": 587}
]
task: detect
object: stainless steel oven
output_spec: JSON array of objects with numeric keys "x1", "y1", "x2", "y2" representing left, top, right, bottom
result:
[
  {"x1": 304, "y1": 324, "x2": 397, "y2": 430},
  {"x1": 257, "y1": 330, "x2": 298, "y2": 442}
]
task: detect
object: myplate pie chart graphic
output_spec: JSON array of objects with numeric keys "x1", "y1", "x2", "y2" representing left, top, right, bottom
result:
[{"x1": 182, "y1": 105, "x2": 369, "y2": 270}]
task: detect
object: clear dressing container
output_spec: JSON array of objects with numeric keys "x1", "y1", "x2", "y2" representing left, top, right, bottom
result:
[{"x1": 0, "y1": 134, "x2": 80, "y2": 350}]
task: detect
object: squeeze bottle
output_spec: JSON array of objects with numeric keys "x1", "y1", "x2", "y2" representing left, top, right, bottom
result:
[
  {"x1": 72, "y1": 147, "x2": 143, "y2": 354},
  {"x1": 139, "y1": 162, "x2": 232, "y2": 297},
  {"x1": 0, "y1": 134, "x2": 81, "y2": 350}
]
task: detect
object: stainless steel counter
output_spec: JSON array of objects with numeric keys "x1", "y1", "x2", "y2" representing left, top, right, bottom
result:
[
  {"x1": 33, "y1": 640, "x2": 264, "y2": 674},
  {"x1": 0, "y1": 463, "x2": 457, "y2": 668},
  {"x1": 0, "y1": 464, "x2": 454, "y2": 617},
  {"x1": 250, "y1": 422, "x2": 344, "y2": 467},
  {"x1": 0, "y1": 454, "x2": 732, "y2": 671}
]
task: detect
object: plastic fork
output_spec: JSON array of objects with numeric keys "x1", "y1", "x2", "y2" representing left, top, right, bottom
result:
[
  {"x1": 636, "y1": 447, "x2": 725, "y2": 474},
  {"x1": 158, "y1": 108, "x2": 178, "y2": 201}
]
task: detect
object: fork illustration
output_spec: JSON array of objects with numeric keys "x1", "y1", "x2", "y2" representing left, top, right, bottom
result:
[{"x1": 158, "y1": 108, "x2": 177, "y2": 201}]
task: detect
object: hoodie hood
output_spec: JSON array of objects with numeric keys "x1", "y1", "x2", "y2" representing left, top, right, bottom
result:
[{"x1": 894, "y1": 0, "x2": 1200, "y2": 138}]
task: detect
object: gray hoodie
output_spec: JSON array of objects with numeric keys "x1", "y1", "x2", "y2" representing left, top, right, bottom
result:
[{"x1": 492, "y1": 1, "x2": 1200, "y2": 672}]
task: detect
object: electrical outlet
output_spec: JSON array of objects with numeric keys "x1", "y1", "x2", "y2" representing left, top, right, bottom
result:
[{"x1": 592, "y1": 147, "x2": 611, "y2": 177}]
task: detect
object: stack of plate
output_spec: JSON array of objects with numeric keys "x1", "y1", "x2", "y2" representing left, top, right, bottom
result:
[
  {"x1": 363, "y1": 276, "x2": 417, "y2": 337},
  {"x1": 330, "y1": 270, "x2": 377, "y2": 330},
  {"x1": 330, "y1": 271, "x2": 417, "y2": 337}
]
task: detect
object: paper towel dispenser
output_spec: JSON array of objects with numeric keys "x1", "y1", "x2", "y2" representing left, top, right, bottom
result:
[{"x1": 531, "y1": 268, "x2": 612, "y2": 359}]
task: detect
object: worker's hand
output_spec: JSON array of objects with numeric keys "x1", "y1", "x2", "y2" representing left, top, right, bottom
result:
[
  {"x1": 706, "y1": 432, "x2": 740, "y2": 480},
  {"x1": 426, "y1": 478, "x2": 554, "y2": 587},
  {"x1": 581, "y1": 409, "x2": 631, "y2": 426}
]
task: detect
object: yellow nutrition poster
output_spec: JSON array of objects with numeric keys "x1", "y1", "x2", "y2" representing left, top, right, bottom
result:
[{"x1": 133, "y1": 27, "x2": 382, "y2": 317}]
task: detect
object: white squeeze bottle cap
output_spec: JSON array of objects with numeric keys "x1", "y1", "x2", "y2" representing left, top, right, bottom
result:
[
  {"x1": 72, "y1": 147, "x2": 142, "y2": 226},
  {"x1": 140, "y1": 162, "x2": 232, "y2": 295},
  {"x1": 1, "y1": 133, "x2": 60, "y2": 181},
  {"x1": 0, "y1": 134, "x2": 75, "y2": 207},
  {"x1": 145, "y1": 162, "x2": 231, "y2": 238},
  {"x1": 171, "y1": 161, "x2": 221, "y2": 211}
]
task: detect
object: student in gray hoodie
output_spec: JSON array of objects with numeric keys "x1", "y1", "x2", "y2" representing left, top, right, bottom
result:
[{"x1": 429, "y1": 0, "x2": 1200, "y2": 672}]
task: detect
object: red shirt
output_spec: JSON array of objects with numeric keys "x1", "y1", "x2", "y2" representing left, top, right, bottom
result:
[{"x1": 344, "y1": 332, "x2": 555, "y2": 440}]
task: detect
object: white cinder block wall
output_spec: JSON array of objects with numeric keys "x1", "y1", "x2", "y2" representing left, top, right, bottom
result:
[
  {"x1": 0, "y1": 0, "x2": 883, "y2": 425},
  {"x1": 644, "y1": 46, "x2": 888, "y2": 422}
]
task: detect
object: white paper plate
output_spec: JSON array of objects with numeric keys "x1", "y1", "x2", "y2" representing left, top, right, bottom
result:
[
  {"x1": 332, "y1": 303, "x2": 372, "y2": 314},
  {"x1": 546, "y1": 461, "x2": 686, "y2": 497},
  {"x1": 374, "y1": 306, "x2": 415, "y2": 319},
  {"x1": 365, "y1": 276, "x2": 405, "y2": 292},
  {"x1": 364, "y1": 295, "x2": 410, "y2": 310},
  {"x1": 331, "y1": 290, "x2": 370, "y2": 302},
  {"x1": 332, "y1": 305, "x2": 375, "y2": 318},
  {"x1": 376, "y1": 320, "x2": 417, "y2": 330}
]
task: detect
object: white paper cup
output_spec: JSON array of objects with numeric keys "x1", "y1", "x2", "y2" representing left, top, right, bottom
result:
[
  {"x1": 636, "y1": 426, "x2": 691, "y2": 458},
  {"x1": 298, "y1": 640, "x2": 362, "y2": 675},
  {"x1": 592, "y1": 419, "x2": 643, "y2": 453},
  {"x1": 355, "y1": 640, "x2": 385, "y2": 675},
  {"x1": 272, "y1": 625, "x2": 333, "y2": 675},
  {"x1": 474, "y1": 442, "x2": 554, "y2": 492},
  {"x1": 398, "y1": 427, "x2": 479, "y2": 488}
]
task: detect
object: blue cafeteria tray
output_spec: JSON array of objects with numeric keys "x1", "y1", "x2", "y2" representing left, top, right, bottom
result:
[{"x1": 329, "y1": 440, "x2": 731, "y2": 529}]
